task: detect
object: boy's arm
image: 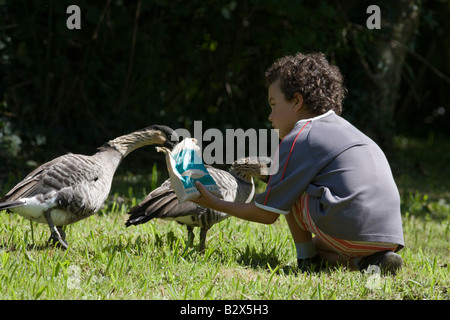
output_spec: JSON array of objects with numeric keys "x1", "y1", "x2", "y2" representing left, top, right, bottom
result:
[{"x1": 192, "y1": 182, "x2": 279, "y2": 225}]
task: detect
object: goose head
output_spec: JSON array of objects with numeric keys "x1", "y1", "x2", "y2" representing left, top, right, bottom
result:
[
  {"x1": 151, "y1": 125, "x2": 179, "y2": 149},
  {"x1": 229, "y1": 156, "x2": 271, "y2": 183},
  {"x1": 105, "y1": 124, "x2": 179, "y2": 157}
]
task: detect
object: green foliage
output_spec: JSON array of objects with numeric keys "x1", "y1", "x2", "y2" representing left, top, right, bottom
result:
[
  {"x1": 0, "y1": 117, "x2": 21, "y2": 159},
  {"x1": 390, "y1": 134, "x2": 450, "y2": 204},
  {"x1": 1, "y1": 0, "x2": 448, "y2": 171}
]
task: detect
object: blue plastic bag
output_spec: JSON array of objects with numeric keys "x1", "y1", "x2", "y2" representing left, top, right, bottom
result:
[{"x1": 157, "y1": 138, "x2": 221, "y2": 203}]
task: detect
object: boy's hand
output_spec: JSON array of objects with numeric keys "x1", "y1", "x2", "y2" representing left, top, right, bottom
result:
[
  {"x1": 192, "y1": 181, "x2": 279, "y2": 224},
  {"x1": 191, "y1": 181, "x2": 220, "y2": 208}
]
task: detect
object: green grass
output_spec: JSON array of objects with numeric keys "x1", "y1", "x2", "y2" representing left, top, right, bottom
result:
[
  {"x1": 0, "y1": 136, "x2": 449, "y2": 300},
  {"x1": 0, "y1": 192, "x2": 449, "y2": 300}
]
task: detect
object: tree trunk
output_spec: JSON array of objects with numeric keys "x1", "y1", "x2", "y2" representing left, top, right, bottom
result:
[{"x1": 350, "y1": 1, "x2": 421, "y2": 147}]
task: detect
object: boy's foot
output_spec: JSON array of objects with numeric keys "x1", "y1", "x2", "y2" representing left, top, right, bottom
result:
[
  {"x1": 359, "y1": 251, "x2": 403, "y2": 276},
  {"x1": 297, "y1": 255, "x2": 325, "y2": 273}
]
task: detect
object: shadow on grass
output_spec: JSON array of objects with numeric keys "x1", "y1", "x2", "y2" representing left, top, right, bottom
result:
[
  {"x1": 234, "y1": 244, "x2": 340, "y2": 275},
  {"x1": 0, "y1": 242, "x2": 50, "y2": 251},
  {"x1": 235, "y1": 244, "x2": 301, "y2": 275},
  {"x1": 100, "y1": 230, "x2": 198, "y2": 257}
]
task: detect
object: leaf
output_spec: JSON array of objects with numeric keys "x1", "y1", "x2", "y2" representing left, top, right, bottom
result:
[
  {"x1": 104, "y1": 251, "x2": 116, "y2": 275},
  {"x1": 34, "y1": 285, "x2": 47, "y2": 300},
  {"x1": 23, "y1": 250, "x2": 35, "y2": 263}
]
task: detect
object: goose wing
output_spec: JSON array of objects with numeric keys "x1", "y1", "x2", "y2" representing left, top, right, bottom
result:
[
  {"x1": 126, "y1": 179, "x2": 199, "y2": 225},
  {"x1": 126, "y1": 165, "x2": 253, "y2": 227},
  {"x1": 2, "y1": 153, "x2": 103, "y2": 203}
]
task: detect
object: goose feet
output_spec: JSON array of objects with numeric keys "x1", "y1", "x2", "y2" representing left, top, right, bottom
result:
[
  {"x1": 185, "y1": 226, "x2": 208, "y2": 252},
  {"x1": 47, "y1": 226, "x2": 68, "y2": 250},
  {"x1": 199, "y1": 228, "x2": 208, "y2": 253},
  {"x1": 44, "y1": 210, "x2": 68, "y2": 249}
]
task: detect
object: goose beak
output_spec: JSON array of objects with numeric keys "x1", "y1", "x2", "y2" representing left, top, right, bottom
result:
[{"x1": 150, "y1": 125, "x2": 179, "y2": 149}]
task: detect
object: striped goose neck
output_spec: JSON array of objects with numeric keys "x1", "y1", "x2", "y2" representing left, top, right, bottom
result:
[
  {"x1": 106, "y1": 128, "x2": 166, "y2": 157},
  {"x1": 229, "y1": 158, "x2": 269, "y2": 182}
]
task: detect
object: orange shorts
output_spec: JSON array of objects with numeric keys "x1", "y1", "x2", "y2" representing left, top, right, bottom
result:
[{"x1": 292, "y1": 193, "x2": 399, "y2": 260}]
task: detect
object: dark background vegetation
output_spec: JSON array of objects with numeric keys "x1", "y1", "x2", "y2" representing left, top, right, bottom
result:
[{"x1": 1, "y1": 0, "x2": 449, "y2": 193}]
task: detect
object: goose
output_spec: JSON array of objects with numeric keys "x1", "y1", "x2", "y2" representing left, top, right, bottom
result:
[
  {"x1": 125, "y1": 157, "x2": 270, "y2": 251},
  {"x1": 0, "y1": 125, "x2": 178, "y2": 249}
]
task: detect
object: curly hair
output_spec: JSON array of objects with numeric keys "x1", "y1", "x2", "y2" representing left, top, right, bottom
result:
[{"x1": 265, "y1": 52, "x2": 346, "y2": 115}]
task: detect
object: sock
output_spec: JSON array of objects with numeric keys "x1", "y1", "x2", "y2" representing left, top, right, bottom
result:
[
  {"x1": 353, "y1": 257, "x2": 362, "y2": 268},
  {"x1": 295, "y1": 241, "x2": 317, "y2": 260}
]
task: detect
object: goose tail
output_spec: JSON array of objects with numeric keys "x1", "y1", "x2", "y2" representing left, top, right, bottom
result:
[
  {"x1": 0, "y1": 200, "x2": 24, "y2": 212},
  {"x1": 125, "y1": 204, "x2": 150, "y2": 227},
  {"x1": 125, "y1": 183, "x2": 180, "y2": 227}
]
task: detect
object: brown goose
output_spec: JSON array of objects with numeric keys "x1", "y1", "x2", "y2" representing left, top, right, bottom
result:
[
  {"x1": 126, "y1": 157, "x2": 269, "y2": 251},
  {"x1": 0, "y1": 125, "x2": 178, "y2": 249}
]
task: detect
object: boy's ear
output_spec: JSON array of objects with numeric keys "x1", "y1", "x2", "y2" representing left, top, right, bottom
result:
[{"x1": 293, "y1": 92, "x2": 304, "y2": 112}]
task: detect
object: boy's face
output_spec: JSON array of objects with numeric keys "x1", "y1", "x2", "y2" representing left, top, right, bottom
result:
[{"x1": 267, "y1": 80, "x2": 300, "y2": 139}]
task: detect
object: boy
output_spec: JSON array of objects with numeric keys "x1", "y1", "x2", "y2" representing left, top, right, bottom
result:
[{"x1": 193, "y1": 52, "x2": 404, "y2": 275}]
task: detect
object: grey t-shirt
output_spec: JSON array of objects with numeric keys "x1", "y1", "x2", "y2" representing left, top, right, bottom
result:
[{"x1": 255, "y1": 111, "x2": 404, "y2": 247}]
